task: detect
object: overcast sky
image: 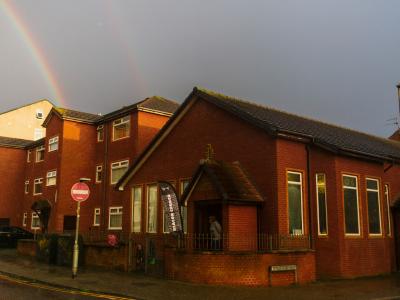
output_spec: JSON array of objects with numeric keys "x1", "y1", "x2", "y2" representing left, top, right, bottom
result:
[{"x1": 1, "y1": 0, "x2": 400, "y2": 137}]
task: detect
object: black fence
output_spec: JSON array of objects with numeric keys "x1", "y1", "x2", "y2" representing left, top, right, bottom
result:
[{"x1": 175, "y1": 233, "x2": 311, "y2": 252}]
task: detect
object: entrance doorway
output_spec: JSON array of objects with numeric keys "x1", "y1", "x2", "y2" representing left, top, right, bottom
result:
[
  {"x1": 194, "y1": 202, "x2": 222, "y2": 234},
  {"x1": 63, "y1": 216, "x2": 76, "y2": 232}
]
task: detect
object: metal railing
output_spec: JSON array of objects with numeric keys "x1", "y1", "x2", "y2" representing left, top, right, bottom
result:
[{"x1": 174, "y1": 233, "x2": 311, "y2": 252}]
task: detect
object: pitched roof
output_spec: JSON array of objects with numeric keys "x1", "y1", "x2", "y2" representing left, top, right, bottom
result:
[
  {"x1": 181, "y1": 160, "x2": 264, "y2": 205},
  {"x1": 116, "y1": 87, "x2": 400, "y2": 189},
  {"x1": 0, "y1": 137, "x2": 35, "y2": 149},
  {"x1": 195, "y1": 88, "x2": 400, "y2": 161},
  {"x1": 100, "y1": 96, "x2": 179, "y2": 122},
  {"x1": 43, "y1": 96, "x2": 179, "y2": 126},
  {"x1": 0, "y1": 99, "x2": 54, "y2": 116}
]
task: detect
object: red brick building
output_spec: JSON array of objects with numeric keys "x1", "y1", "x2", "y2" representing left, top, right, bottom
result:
[
  {"x1": 5, "y1": 96, "x2": 179, "y2": 235},
  {"x1": 116, "y1": 87, "x2": 400, "y2": 285}
]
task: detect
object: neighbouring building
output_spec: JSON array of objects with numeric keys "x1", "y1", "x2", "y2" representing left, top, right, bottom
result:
[
  {"x1": 0, "y1": 96, "x2": 178, "y2": 237},
  {"x1": 0, "y1": 100, "x2": 53, "y2": 140}
]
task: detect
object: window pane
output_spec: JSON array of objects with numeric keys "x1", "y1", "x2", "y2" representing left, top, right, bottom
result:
[
  {"x1": 367, "y1": 179, "x2": 378, "y2": 190},
  {"x1": 318, "y1": 185, "x2": 327, "y2": 235},
  {"x1": 110, "y1": 214, "x2": 122, "y2": 228},
  {"x1": 344, "y1": 188, "x2": 359, "y2": 234},
  {"x1": 289, "y1": 183, "x2": 302, "y2": 234},
  {"x1": 288, "y1": 173, "x2": 301, "y2": 182},
  {"x1": 343, "y1": 176, "x2": 356, "y2": 188},
  {"x1": 367, "y1": 190, "x2": 381, "y2": 234},
  {"x1": 133, "y1": 187, "x2": 142, "y2": 232},
  {"x1": 111, "y1": 165, "x2": 128, "y2": 183},
  {"x1": 147, "y1": 185, "x2": 157, "y2": 233}
]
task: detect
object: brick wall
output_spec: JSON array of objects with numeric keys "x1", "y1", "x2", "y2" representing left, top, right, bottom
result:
[{"x1": 164, "y1": 249, "x2": 315, "y2": 286}]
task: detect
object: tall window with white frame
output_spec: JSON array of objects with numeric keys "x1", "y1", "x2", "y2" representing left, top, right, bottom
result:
[
  {"x1": 343, "y1": 175, "x2": 360, "y2": 235},
  {"x1": 46, "y1": 170, "x2": 57, "y2": 186},
  {"x1": 109, "y1": 207, "x2": 122, "y2": 230},
  {"x1": 385, "y1": 184, "x2": 391, "y2": 236},
  {"x1": 287, "y1": 171, "x2": 303, "y2": 235},
  {"x1": 48, "y1": 136, "x2": 59, "y2": 152},
  {"x1": 33, "y1": 178, "x2": 43, "y2": 195},
  {"x1": 112, "y1": 116, "x2": 130, "y2": 141},
  {"x1": 131, "y1": 186, "x2": 142, "y2": 233},
  {"x1": 93, "y1": 208, "x2": 100, "y2": 226},
  {"x1": 316, "y1": 174, "x2": 328, "y2": 235},
  {"x1": 31, "y1": 212, "x2": 40, "y2": 229},
  {"x1": 110, "y1": 160, "x2": 129, "y2": 184},
  {"x1": 366, "y1": 178, "x2": 382, "y2": 235},
  {"x1": 180, "y1": 180, "x2": 190, "y2": 233},
  {"x1": 22, "y1": 213, "x2": 27, "y2": 227},
  {"x1": 95, "y1": 165, "x2": 103, "y2": 183},
  {"x1": 147, "y1": 184, "x2": 158, "y2": 233},
  {"x1": 36, "y1": 145, "x2": 45, "y2": 162}
]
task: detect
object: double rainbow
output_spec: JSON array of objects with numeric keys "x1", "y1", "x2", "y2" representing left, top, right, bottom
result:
[{"x1": 0, "y1": 0, "x2": 65, "y2": 105}]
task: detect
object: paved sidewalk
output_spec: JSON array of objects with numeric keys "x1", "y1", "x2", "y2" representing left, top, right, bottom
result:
[{"x1": 1, "y1": 249, "x2": 400, "y2": 300}]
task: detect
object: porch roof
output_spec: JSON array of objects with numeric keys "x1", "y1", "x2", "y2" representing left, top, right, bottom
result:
[{"x1": 181, "y1": 160, "x2": 264, "y2": 205}]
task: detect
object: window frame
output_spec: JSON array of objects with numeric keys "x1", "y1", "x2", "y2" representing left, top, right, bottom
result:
[
  {"x1": 110, "y1": 160, "x2": 129, "y2": 185},
  {"x1": 131, "y1": 186, "x2": 143, "y2": 233},
  {"x1": 46, "y1": 170, "x2": 57, "y2": 186},
  {"x1": 146, "y1": 184, "x2": 158, "y2": 233},
  {"x1": 112, "y1": 116, "x2": 130, "y2": 141},
  {"x1": 24, "y1": 180, "x2": 29, "y2": 194},
  {"x1": 366, "y1": 178, "x2": 382, "y2": 236},
  {"x1": 27, "y1": 150, "x2": 32, "y2": 163},
  {"x1": 31, "y1": 212, "x2": 40, "y2": 229},
  {"x1": 33, "y1": 178, "x2": 43, "y2": 195},
  {"x1": 22, "y1": 213, "x2": 27, "y2": 227},
  {"x1": 343, "y1": 174, "x2": 361, "y2": 236},
  {"x1": 316, "y1": 173, "x2": 328, "y2": 236},
  {"x1": 35, "y1": 145, "x2": 45, "y2": 162},
  {"x1": 385, "y1": 184, "x2": 392, "y2": 236},
  {"x1": 93, "y1": 208, "x2": 101, "y2": 226},
  {"x1": 108, "y1": 206, "x2": 123, "y2": 230},
  {"x1": 287, "y1": 171, "x2": 304, "y2": 235},
  {"x1": 95, "y1": 165, "x2": 103, "y2": 183},
  {"x1": 97, "y1": 125, "x2": 104, "y2": 142},
  {"x1": 48, "y1": 136, "x2": 59, "y2": 152}
]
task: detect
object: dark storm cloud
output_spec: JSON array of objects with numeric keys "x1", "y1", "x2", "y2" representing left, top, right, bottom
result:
[{"x1": 1, "y1": 0, "x2": 400, "y2": 137}]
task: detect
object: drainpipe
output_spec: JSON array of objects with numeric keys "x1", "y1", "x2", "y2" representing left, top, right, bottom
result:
[
  {"x1": 102, "y1": 123, "x2": 109, "y2": 232},
  {"x1": 306, "y1": 144, "x2": 314, "y2": 250}
]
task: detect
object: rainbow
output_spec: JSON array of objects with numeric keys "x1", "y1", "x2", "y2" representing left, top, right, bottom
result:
[{"x1": 0, "y1": 0, "x2": 65, "y2": 106}]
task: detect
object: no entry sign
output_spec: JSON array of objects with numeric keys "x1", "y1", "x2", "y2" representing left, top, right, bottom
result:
[{"x1": 71, "y1": 182, "x2": 90, "y2": 202}]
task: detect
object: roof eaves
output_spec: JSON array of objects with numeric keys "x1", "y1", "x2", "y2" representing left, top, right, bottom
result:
[
  {"x1": 116, "y1": 88, "x2": 198, "y2": 190},
  {"x1": 137, "y1": 107, "x2": 174, "y2": 117}
]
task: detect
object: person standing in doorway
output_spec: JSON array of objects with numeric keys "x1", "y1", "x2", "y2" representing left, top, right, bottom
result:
[{"x1": 209, "y1": 215, "x2": 222, "y2": 250}]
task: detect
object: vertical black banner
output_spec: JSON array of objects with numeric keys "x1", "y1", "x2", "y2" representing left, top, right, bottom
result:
[{"x1": 158, "y1": 181, "x2": 183, "y2": 233}]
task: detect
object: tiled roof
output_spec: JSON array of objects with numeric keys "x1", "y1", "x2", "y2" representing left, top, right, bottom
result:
[
  {"x1": 0, "y1": 137, "x2": 35, "y2": 149},
  {"x1": 54, "y1": 108, "x2": 102, "y2": 124},
  {"x1": 101, "y1": 96, "x2": 179, "y2": 122},
  {"x1": 181, "y1": 160, "x2": 264, "y2": 204},
  {"x1": 196, "y1": 87, "x2": 400, "y2": 161}
]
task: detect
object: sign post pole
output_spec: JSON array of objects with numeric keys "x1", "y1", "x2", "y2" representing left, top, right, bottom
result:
[
  {"x1": 72, "y1": 200, "x2": 80, "y2": 278},
  {"x1": 70, "y1": 181, "x2": 90, "y2": 279}
]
